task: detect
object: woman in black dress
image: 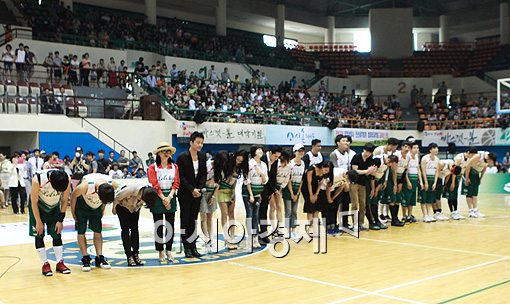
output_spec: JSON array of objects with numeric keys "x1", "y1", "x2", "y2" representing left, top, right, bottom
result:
[{"x1": 302, "y1": 161, "x2": 333, "y2": 229}]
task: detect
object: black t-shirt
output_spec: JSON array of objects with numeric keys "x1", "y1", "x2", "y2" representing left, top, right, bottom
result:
[
  {"x1": 350, "y1": 153, "x2": 373, "y2": 185},
  {"x1": 96, "y1": 158, "x2": 109, "y2": 174}
]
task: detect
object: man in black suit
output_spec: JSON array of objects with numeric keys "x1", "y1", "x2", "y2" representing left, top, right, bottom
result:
[
  {"x1": 176, "y1": 131, "x2": 207, "y2": 258},
  {"x1": 259, "y1": 145, "x2": 282, "y2": 244}
]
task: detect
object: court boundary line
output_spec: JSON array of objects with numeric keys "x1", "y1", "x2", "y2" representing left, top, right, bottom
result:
[
  {"x1": 228, "y1": 261, "x2": 425, "y2": 304},
  {"x1": 437, "y1": 279, "x2": 510, "y2": 303},
  {"x1": 359, "y1": 237, "x2": 509, "y2": 258},
  {"x1": 328, "y1": 257, "x2": 509, "y2": 304}
]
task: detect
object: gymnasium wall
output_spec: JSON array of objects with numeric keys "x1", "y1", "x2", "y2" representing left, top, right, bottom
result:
[{"x1": 39, "y1": 132, "x2": 118, "y2": 158}]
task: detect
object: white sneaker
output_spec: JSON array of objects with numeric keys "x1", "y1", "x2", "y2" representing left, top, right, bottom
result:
[
  {"x1": 423, "y1": 215, "x2": 430, "y2": 222},
  {"x1": 433, "y1": 212, "x2": 440, "y2": 220},
  {"x1": 379, "y1": 215, "x2": 387, "y2": 223},
  {"x1": 451, "y1": 212, "x2": 461, "y2": 220},
  {"x1": 456, "y1": 212, "x2": 466, "y2": 220},
  {"x1": 438, "y1": 212, "x2": 449, "y2": 221},
  {"x1": 469, "y1": 210, "x2": 478, "y2": 218},
  {"x1": 429, "y1": 215, "x2": 436, "y2": 222},
  {"x1": 474, "y1": 209, "x2": 485, "y2": 218}
]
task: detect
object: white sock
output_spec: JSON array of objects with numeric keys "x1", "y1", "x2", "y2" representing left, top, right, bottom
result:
[
  {"x1": 37, "y1": 248, "x2": 47, "y2": 265},
  {"x1": 383, "y1": 205, "x2": 389, "y2": 216},
  {"x1": 378, "y1": 204, "x2": 383, "y2": 216},
  {"x1": 53, "y1": 246, "x2": 63, "y2": 262}
]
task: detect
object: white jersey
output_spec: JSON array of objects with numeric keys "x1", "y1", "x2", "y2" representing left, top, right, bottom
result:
[
  {"x1": 276, "y1": 161, "x2": 291, "y2": 188},
  {"x1": 394, "y1": 150, "x2": 411, "y2": 176},
  {"x1": 407, "y1": 154, "x2": 420, "y2": 175},
  {"x1": 331, "y1": 168, "x2": 348, "y2": 189},
  {"x1": 373, "y1": 145, "x2": 392, "y2": 157},
  {"x1": 473, "y1": 151, "x2": 489, "y2": 172},
  {"x1": 289, "y1": 160, "x2": 304, "y2": 183},
  {"x1": 83, "y1": 173, "x2": 113, "y2": 209},
  {"x1": 306, "y1": 151, "x2": 323, "y2": 166},
  {"x1": 422, "y1": 154, "x2": 439, "y2": 177},
  {"x1": 438, "y1": 159, "x2": 454, "y2": 179},
  {"x1": 36, "y1": 169, "x2": 65, "y2": 209},
  {"x1": 332, "y1": 149, "x2": 355, "y2": 170}
]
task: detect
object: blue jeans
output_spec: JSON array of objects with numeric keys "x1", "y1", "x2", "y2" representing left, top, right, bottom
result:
[
  {"x1": 243, "y1": 195, "x2": 261, "y2": 236},
  {"x1": 284, "y1": 199, "x2": 298, "y2": 228}
]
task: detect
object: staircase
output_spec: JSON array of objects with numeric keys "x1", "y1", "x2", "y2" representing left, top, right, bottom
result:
[{"x1": 77, "y1": 117, "x2": 132, "y2": 158}]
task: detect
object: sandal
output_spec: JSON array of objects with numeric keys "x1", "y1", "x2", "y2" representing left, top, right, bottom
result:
[
  {"x1": 127, "y1": 256, "x2": 137, "y2": 267},
  {"x1": 133, "y1": 253, "x2": 144, "y2": 266}
]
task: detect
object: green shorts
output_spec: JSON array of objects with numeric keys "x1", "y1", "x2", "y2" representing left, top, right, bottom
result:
[
  {"x1": 421, "y1": 177, "x2": 440, "y2": 204},
  {"x1": 443, "y1": 175, "x2": 461, "y2": 200},
  {"x1": 28, "y1": 198, "x2": 61, "y2": 240},
  {"x1": 75, "y1": 196, "x2": 103, "y2": 234},
  {"x1": 381, "y1": 178, "x2": 396, "y2": 204},
  {"x1": 366, "y1": 178, "x2": 383, "y2": 206},
  {"x1": 461, "y1": 170, "x2": 480, "y2": 197},
  {"x1": 401, "y1": 175, "x2": 418, "y2": 207}
]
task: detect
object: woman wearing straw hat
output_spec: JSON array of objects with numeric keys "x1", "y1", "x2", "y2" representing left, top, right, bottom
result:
[{"x1": 147, "y1": 142, "x2": 180, "y2": 264}]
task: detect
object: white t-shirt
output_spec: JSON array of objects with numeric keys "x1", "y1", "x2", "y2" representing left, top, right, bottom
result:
[
  {"x1": 422, "y1": 154, "x2": 439, "y2": 177},
  {"x1": 485, "y1": 166, "x2": 498, "y2": 174}
]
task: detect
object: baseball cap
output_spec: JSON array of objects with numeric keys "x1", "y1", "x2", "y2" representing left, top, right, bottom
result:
[
  {"x1": 293, "y1": 143, "x2": 305, "y2": 152},
  {"x1": 40, "y1": 150, "x2": 46, "y2": 154}
]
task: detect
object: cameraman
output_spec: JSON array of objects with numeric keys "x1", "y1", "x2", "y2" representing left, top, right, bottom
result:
[{"x1": 69, "y1": 147, "x2": 89, "y2": 189}]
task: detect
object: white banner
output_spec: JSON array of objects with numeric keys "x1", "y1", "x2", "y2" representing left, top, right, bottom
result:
[
  {"x1": 265, "y1": 125, "x2": 333, "y2": 146},
  {"x1": 177, "y1": 121, "x2": 265, "y2": 144},
  {"x1": 422, "y1": 128, "x2": 496, "y2": 147},
  {"x1": 333, "y1": 128, "x2": 390, "y2": 145}
]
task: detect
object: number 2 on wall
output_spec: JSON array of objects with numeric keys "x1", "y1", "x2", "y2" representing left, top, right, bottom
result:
[{"x1": 398, "y1": 82, "x2": 406, "y2": 94}]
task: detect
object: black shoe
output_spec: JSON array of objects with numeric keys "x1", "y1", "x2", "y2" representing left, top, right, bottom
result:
[
  {"x1": 95, "y1": 255, "x2": 111, "y2": 269},
  {"x1": 133, "y1": 253, "x2": 144, "y2": 266},
  {"x1": 81, "y1": 255, "x2": 91, "y2": 272},
  {"x1": 191, "y1": 246, "x2": 202, "y2": 258},
  {"x1": 369, "y1": 224, "x2": 380, "y2": 230},
  {"x1": 391, "y1": 219, "x2": 405, "y2": 227},
  {"x1": 259, "y1": 236, "x2": 271, "y2": 245},
  {"x1": 184, "y1": 248, "x2": 194, "y2": 258}
]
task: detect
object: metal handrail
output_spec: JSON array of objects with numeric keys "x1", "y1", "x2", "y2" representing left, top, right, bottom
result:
[{"x1": 80, "y1": 117, "x2": 132, "y2": 159}]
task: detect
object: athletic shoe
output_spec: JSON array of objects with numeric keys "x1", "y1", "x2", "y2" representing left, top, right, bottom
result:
[
  {"x1": 469, "y1": 210, "x2": 478, "y2": 218},
  {"x1": 377, "y1": 222, "x2": 388, "y2": 229},
  {"x1": 333, "y1": 227, "x2": 343, "y2": 236},
  {"x1": 42, "y1": 262, "x2": 53, "y2": 276},
  {"x1": 327, "y1": 228, "x2": 337, "y2": 236},
  {"x1": 95, "y1": 255, "x2": 111, "y2": 269},
  {"x1": 378, "y1": 215, "x2": 387, "y2": 223},
  {"x1": 56, "y1": 260, "x2": 71, "y2": 274},
  {"x1": 359, "y1": 225, "x2": 369, "y2": 231},
  {"x1": 81, "y1": 256, "x2": 91, "y2": 272},
  {"x1": 438, "y1": 212, "x2": 449, "y2": 221},
  {"x1": 474, "y1": 209, "x2": 485, "y2": 218},
  {"x1": 456, "y1": 212, "x2": 466, "y2": 220},
  {"x1": 205, "y1": 241, "x2": 212, "y2": 254},
  {"x1": 409, "y1": 215, "x2": 417, "y2": 223},
  {"x1": 369, "y1": 224, "x2": 381, "y2": 231},
  {"x1": 384, "y1": 215, "x2": 391, "y2": 221}
]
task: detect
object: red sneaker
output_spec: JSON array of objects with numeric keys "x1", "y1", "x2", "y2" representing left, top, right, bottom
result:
[
  {"x1": 56, "y1": 260, "x2": 71, "y2": 274},
  {"x1": 42, "y1": 262, "x2": 53, "y2": 276}
]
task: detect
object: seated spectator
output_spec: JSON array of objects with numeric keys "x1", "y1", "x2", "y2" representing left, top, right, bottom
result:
[{"x1": 109, "y1": 163, "x2": 124, "y2": 179}]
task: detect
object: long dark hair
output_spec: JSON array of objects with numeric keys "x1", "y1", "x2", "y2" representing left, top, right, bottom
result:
[
  {"x1": 232, "y1": 149, "x2": 249, "y2": 179},
  {"x1": 155, "y1": 154, "x2": 174, "y2": 166},
  {"x1": 316, "y1": 160, "x2": 334, "y2": 182},
  {"x1": 213, "y1": 151, "x2": 233, "y2": 183}
]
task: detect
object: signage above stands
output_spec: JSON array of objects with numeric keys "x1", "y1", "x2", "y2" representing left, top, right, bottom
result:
[{"x1": 176, "y1": 121, "x2": 265, "y2": 144}]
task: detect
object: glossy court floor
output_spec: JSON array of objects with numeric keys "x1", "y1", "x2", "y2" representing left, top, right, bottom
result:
[{"x1": 0, "y1": 194, "x2": 509, "y2": 304}]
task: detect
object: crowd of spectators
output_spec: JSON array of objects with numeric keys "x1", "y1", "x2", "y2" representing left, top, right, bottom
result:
[{"x1": 17, "y1": 0, "x2": 281, "y2": 66}]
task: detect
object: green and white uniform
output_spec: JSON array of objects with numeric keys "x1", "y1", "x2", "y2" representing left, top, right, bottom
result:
[
  {"x1": 367, "y1": 158, "x2": 387, "y2": 206},
  {"x1": 29, "y1": 169, "x2": 65, "y2": 238},
  {"x1": 75, "y1": 173, "x2": 112, "y2": 234},
  {"x1": 242, "y1": 159, "x2": 267, "y2": 197},
  {"x1": 282, "y1": 159, "x2": 304, "y2": 200},
  {"x1": 461, "y1": 151, "x2": 488, "y2": 197},
  {"x1": 421, "y1": 154, "x2": 440, "y2": 204},
  {"x1": 402, "y1": 154, "x2": 420, "y2": 207}
]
